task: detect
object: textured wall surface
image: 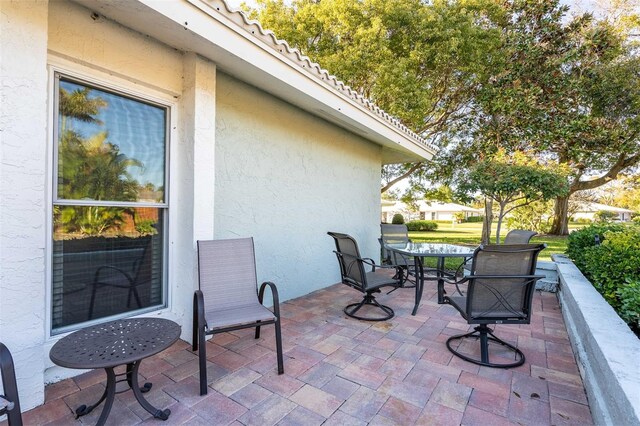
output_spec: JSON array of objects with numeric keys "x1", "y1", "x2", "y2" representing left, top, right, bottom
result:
[
  {"x1": 214, "y1": 72, "x2": 382, "y2": 301},
  {"x1": 2, "y1": 0, "x2": 385, "y2": 411},
  {"x1": 0, "y1": 0, "x2": 50, "y2": 411}
]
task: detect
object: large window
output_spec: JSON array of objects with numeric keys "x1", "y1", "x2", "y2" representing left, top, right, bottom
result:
[{"x1": 51, "y1": 74, "x2": 169, "y2": 333}]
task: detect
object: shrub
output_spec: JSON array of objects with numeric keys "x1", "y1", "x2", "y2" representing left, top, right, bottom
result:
[
  {"x1": 617, "y1": 278, "x2": 640, "y2": 332},
  {"x1": 392, "y1": 213, "x2": 405, "y2": 224},
  {"x1": 579, "y1": 227, "x2": 640, "y2": 310},
  {"x1": 465, "y1": 215, "x2": 484, "y2": 223},
  {"x1": 406, "y1": 220, "x2": 438, "y2": 232},
  {"x1": 565, "y1": 223, "x2": 625, "y2": 271},
  {"x1": 594, "y1": 210, "x2": 618, "y2": 222}
]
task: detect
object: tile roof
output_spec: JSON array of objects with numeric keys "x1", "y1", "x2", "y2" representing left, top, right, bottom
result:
[{"x1": 211, "y1": 0, "x2": 437, "y2": 153}]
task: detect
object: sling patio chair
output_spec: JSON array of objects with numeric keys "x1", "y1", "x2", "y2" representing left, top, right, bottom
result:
[
  {"x1": 443, "y1": 243, "x2": 546, "y2": 368},
  {"x1": 503, "y1": 229, "x2": 537, "y2": 244},
  {"x1": 193, "y1": 238, "x2": 283, "y2": 396},
  {"x1": 380, "y1": 224, "x2": 416, "y2": 291},
  {"x1": 0, "y1": 342, "x2": 22, "y2": 426},
  {"x1": 328, "y1": 232, "x2": 402, "y2": 321},
  {"x1": 459, "y1": 229, "x2": 538, "y2": 276}
]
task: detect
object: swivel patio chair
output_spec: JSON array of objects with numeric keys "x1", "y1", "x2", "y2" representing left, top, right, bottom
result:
[
  {"x1": 0, "y1": 343, "x2": 22, "y2": 426},
  {"x1": 193, "y1": 238, "x2": 283, "y2": 396},
  {"x1": 328, "y1": 232, "x2": 401, "y2": 321},
  {"x1": 503, "y1": 229, "x2": 537, "y2": 244},
  {"x1": 443, "y1": 243, "x2": 546, "y2": 368},
  {"x1": 380, "y1": 224, "x2": 416, "y2": 291}
]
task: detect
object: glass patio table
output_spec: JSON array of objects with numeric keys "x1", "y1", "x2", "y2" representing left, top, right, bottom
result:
[
  {"x1": 50, "y1": 317, "x2": 180, "y2": 426},
  {"x1": 384, "y1": 242, "x2": 476, "y2": 315}
]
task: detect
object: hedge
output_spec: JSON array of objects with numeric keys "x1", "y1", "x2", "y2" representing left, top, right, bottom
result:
[{"x1": 406, "y1": 220, "x2": 438, "y2": 232}]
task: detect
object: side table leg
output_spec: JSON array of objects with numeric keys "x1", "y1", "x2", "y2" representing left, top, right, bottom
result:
[
  {"x1": 74, "y1": 368, "x2": 116, "y2": 426},
  {"x1": 128, "y1": 361, "x2": 171, "y2": 420},
  {"x1": 437, "y1": 257, "x2": 446, "y2": 304}
]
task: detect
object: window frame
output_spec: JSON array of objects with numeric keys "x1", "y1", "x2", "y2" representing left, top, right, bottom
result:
[{"x1": 47, "y1": 67, "x2": 173, "y2": 336}]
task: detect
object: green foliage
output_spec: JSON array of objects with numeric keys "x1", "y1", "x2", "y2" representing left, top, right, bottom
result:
[
  {"x1": 247, "y1": 0, "x2": 503, "y2": 196},
  {"x1": 135, "y1": 219, "x2": 158, "y2": 236},
  {"x1": 594, "y1": 210, "x2": 618, "y2": 222},
  {"x1": 505, "y1": 200, "x2": 554, "y2": 234},
  {"x1": 406, "y1": 220, "x2": 438, "y2": 232},
  {"x1": 56, "y1": 206, "x2": 126, "y2": 236},
  {"x1": 565, "y1": 223, "x2": 625, "y2": 271},
  {"x1": 391, "y1": 213, "x2": 405, "y2": 225},
  {"x1": 567, "y1": 224, "x2": 640, "y2": 329},
  {"x1": 453, "y1": 212, "x2": 465, "y2": 223},
  {"x1": 617, "y1": 278, "x2": 640, "y2": 331},
  {"x1": 56, "y1": 86, "x2": 143, "y2": 236},
  {"x1": 464, "y1": 216, "x2": 484, "y2": 223},
  {"x1": 456, "y1": 150, "x2": 570, "y2": 242}
]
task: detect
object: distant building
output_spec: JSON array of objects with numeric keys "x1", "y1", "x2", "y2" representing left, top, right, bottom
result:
[
  {"x1": 381, "y1": 201, "x2": 482, "y2": 223},
  {"x1": 572, "y1": 202, "x2": 635, "y2": 222}
]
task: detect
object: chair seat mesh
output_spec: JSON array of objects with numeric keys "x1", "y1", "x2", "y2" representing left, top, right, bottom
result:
[
  {"x1": 365, "y1": 271, "x2": 400, "y2": 290},
  {"x1": 205, "y1": 303, "x2": 275, "y2": 330}
]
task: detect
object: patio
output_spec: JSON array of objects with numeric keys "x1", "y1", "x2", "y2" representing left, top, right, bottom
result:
[{"x1": 11, "y1": 283, "x2": 592, "y2": 425}]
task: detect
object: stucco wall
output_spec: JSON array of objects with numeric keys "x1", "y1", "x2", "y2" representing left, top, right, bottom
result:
[
  {"x1": 0, "y1": 0, "x2": 50, "y2": 412},
  {"x1": 215, "y1": 72, "x2": 383, "y2": 301}
]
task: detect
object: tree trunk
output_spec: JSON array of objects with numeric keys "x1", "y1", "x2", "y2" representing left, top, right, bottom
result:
[
  {"x1": 481, "y1": 199, "x2": 493, "y2": 244},
  {"x1": 495, "y1": 203, "x2": 506, "y2": 244},
  {"x1": 550, "y1": 195, "x2": 570, "y2": 235}
]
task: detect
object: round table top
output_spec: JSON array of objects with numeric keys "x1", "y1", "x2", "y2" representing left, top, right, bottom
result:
[
  {"x1": 50, "y1": 317, "x2": 181, "y2": 370},
  {"x1": 385, "y1": 242, "x2": 476, "y2": 257}
]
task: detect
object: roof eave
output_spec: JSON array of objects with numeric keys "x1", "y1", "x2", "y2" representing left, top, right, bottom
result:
[{"x1": 69, "y1": 0, "x2": 436, "y2": 163}]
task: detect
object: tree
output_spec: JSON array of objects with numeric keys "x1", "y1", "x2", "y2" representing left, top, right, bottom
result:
[
  {"x1": 452, "y1": 0, "x2": 640, "y2": 235},
  {"x1": 56, "y1": 86, "x2": 143, "y2": 235},
  {"x1": 246, "y1": 0, "x2": 503, "y2": 194},
  {"x1": 456, "y1": 150, "x2": 570, "y2": 243}
]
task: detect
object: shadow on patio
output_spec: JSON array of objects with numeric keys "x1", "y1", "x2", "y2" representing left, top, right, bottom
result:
[{"x1": 17, "y1": 283, "x2": 592, "y2": 425}]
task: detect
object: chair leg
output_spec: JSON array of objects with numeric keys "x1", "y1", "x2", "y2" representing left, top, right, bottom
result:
[
  {"x1": 255, "y1": 320, "x2": 261, "y2": 339},
  {"x1": 198, "y1": 327, "x2": 208, "y2": 395},
  {"x1": 344, "y1": 292, "x2": 394, "y2": 321},
  {"x1": 192, "y1": 298, "x2": 198, "y2": 352},
  {"x1": 274, "y1": 319, "x2": 284, "y2": 375},
  {"x1": 446, "y1": 324, "x2": 525, "y2": 368}
]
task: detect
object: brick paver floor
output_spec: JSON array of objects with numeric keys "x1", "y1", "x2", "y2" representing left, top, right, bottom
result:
[{"x1": 12, "y1": 282, "x2": 593, "y2": 425}]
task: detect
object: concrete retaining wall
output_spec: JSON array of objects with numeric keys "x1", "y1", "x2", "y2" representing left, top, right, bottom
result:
[{"x1": 553, "y1": 254, "x2": 640, "y2": 426}]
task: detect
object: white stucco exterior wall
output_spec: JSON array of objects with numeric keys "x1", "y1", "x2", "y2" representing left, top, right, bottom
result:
[
  {"x1": 2, "y1": 0, "x2": 392, "y2": 412},
  {"x1": 214, "y1": 73, "x2": 382, "y2": 301},
  {"x1": 0, "y1": 0, "x2": 50, "y2": 411}
]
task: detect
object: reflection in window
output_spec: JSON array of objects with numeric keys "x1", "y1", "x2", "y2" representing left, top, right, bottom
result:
[
  {"x1": 52, "y1": 75, "x2": 168, "y2": 333},
  {"x1": 57, "y1": 79, "x2": 166, "y2": 203}
]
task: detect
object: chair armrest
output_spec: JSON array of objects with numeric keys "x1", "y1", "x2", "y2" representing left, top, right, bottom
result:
[
  {"x1": 465, "y1": 274, "x2": 545, "y2": 281},
  {"x1": 93, "y1": 265, "x2": 134, "y2": 285},
  {"x1": 258, "y1": 281, "x2": 281, "y2": 319},
  {"x1": 193, "y1": 290, "x2": 206, "y2": 330}
]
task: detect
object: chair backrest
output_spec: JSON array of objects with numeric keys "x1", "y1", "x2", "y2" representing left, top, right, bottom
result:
[
  {"x1": 467, "y1": 244, "x2": 545, "y2": 323},
  {"x1": 0, "y1": 342, "x2": 22, "y2": 426},
  {"x1": 503, "y1": 229, "x2": 537, "y2": 244},
  {"x1": 380, "y1": 224, "x2": 410, "y2": 265},
  {"x1": 197, "y1": 238, "x2": 260, "y2": 311},
  {"x1": 327, "y1": 232, "x2": 367, "y2": 292}
]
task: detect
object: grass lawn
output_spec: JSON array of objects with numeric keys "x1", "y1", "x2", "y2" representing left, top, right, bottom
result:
[{"x1": 406, "y1": 221, "x2": 579, "y2": 261}]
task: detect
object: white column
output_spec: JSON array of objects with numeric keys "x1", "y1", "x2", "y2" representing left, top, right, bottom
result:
[
  {"x1": 172, "y1": 53, "x2": 216, "y2": 339},
  {"x1": 0, "y1": 0, "x2": 50, "y2": 411}
]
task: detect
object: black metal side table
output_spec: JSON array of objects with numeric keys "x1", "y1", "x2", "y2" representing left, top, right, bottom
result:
[{"x1": 50, "y1": 317, "x2": 181, "y2": 426}]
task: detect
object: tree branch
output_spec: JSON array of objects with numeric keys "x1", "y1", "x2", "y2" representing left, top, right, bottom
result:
[
  {"x1": 381, "y1": 162, "x2": 424, "y2": 193},
  {"x1": 571, "y1": 151, "x2": 640, "y2": 192}
]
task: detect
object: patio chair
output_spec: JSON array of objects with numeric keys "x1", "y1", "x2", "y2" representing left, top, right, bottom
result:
[
  {"x1": 0, "y1": 343, "x2": 22, "y2": 426},
  {"x1": 193, "y1": 238, "x2": 283, "y2": 396},
  {"x1": 328, "y1": 232, "x2": 401, "y2": 321},
  {"x1": 443, "y1": 243, "x2": 546, "y2": 368},
  {"x1": 503, "y1": 229, "x2": 537, "y2": 244},
  {"x1": 380, "y1": 224, "x2": 416, "y2": 291},
  {"x1": 460, "y1": 229, "x2": 538, "y2": 276}
]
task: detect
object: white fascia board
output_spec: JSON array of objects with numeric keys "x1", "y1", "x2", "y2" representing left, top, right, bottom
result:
[{"x1": 70, "y1": 0, "x2": 435, "y2": 163}]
